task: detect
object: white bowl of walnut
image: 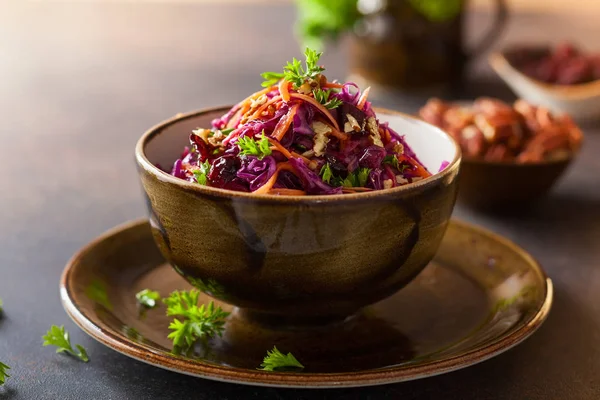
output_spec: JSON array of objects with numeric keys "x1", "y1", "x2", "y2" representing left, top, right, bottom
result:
[{"x1": 419, "y1": 97, "x2": 583, "y2": 210}]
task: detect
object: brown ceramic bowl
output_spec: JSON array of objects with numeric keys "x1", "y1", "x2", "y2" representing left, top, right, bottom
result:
[
  {"x1": 459, "y1": 156, "x2": 576, "y2": 211},
  {"x1": 135, "y1": 106, "x2": 461, "y2": 325}
]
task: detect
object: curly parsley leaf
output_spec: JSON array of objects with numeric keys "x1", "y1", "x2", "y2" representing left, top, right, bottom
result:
[
  {"x1": 0, "y1": 362, "x2": 9, "y2": 386},
  {"x1": 319, "y1": 163, "x2": 333, "y2": 184},
  {"x1": 237, "y1": 132, "x2": 272, "y2": 160},
  {"x1": 42, "y1": 325, "x2": 89, "y2": 362},
  {"x1": 261, "y1": 48, "x2": 325, "y2": 89},
  {"x1": 193, "y1": 160, "x2": 211, "y2": 185},
  {"x1": 259, "y1": 346, "x2": 304, "y2": 372},
  {"x1": 342, "y1": 168, "x2": 371, "y2": 188},
  {"x1": 136, "y1": 289, "x2": 161, "y2": 309},
  {"x1": 383, "y1": 155, "x2": 410, "y2": 173},
  {"x1": 163, "y1": 290, "x2": 230, "y2": 349},
  {"x1": 313, "y1": 88, "x2": 343, "y2": 109}
]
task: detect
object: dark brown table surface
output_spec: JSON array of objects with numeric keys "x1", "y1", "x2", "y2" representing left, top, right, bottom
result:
[{"x1": 1, "y1": 2, "x2": 599, "y2": 399}]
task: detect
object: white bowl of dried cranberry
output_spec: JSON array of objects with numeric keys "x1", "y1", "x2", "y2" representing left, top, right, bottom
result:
[{"x1": 490, "y1": 43, "x2": 600, "y2": 121}]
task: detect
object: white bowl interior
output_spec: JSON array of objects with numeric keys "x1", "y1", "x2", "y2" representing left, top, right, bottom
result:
[{"x1": 144, "y1": 109, "x2": 458, "y2": 176}]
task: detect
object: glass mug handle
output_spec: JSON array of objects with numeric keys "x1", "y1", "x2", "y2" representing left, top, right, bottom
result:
[{"x1": 467, "y1": 0, "x2": 509, "y2": 59}]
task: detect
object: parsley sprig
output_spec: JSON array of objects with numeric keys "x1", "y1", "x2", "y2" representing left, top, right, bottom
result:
[
  {"x1": 42, "y1": 325, "x2": 89, "y2": 362},
  {"x1": 193, "y1": 160, "x2": 211, "y2": 185},
  {"x1": 136, "y1": 289, "x2": 161, "y2": 309},
  {"x1": 319, "y1": 163, "x2": 334, "y2": 184},
  {"x1": 383, "y1": 155, "x2": 409, "y2": 173},
  {"x1": 321, "y1": 164, "x2": 371, "y2": 188},
  {"x1": 0, "y1": 297, "x2": 4, "y2": 316},
  {"x1": 237, "y1": 132, "x2": 272, "y2": 160},
  {"x1": 261, "y1": 48, "x2": 325, "y2": 88},
  {"x1": 0, "y1": 362, "x2": 9, "y2": 386},
  {"x1": 259, "y1": 346, "x2": 304, "y2": 372},
  {"x1": 313, "y1": 88, "x2": 343, "y2": 109},
  {"x1": 163, "y1": 290, "x2": 230, "y2": 349},
  {"x1": 342, "y1": 168, "x2": 371, "y2": 188}
]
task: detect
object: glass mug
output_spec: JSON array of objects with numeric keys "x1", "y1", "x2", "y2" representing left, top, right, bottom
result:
[{"x1": 349, "y1": 0, "x2": 508, "y2": 92}]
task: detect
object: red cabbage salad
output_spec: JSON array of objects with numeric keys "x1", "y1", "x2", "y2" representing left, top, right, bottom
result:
[{"x1": 169, "y1": 49, "x2": 431, "y2": 195}]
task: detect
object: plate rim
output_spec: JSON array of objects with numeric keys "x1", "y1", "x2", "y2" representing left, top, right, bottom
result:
[{"x1": 60, "y1": 218, "x2": 553, "y2": 389}]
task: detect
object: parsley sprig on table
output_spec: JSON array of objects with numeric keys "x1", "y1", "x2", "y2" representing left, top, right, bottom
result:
[
  {"x1": 0, "y1": 362, "x2": 9, "y2": 386},
  {"x1": 259, "y1": 346, "x2": 304, "y2": 372},
  {"x1": 261, "y1": 48, "x2": 325, "y2": 88},
  {"x1": 237, "y1": 132, "x2": 272, "y2": 160},
  {"x1": 163, "y1": 290, "x2": 230, "y2": 349},
  {"x1": 42, "y1": 325, "x2": 89, "y2": 362},
  {"x1": 135, "y1": 289, "x2": 161, "y2": 309}
]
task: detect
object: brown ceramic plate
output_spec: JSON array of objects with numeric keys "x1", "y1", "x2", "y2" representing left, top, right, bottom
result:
[{"x1": 60, "y1": 219, "x2": 552, "y2": 388}]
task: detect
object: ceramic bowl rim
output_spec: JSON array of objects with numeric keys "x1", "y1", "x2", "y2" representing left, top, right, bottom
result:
[
  {"x1": 60, "y1": 218, "x2": 553, "y2": 388},
  {"x1": 135, "y1": 106, "x2": 461, "y2": 203},
  {"x1": 489, "y1": 51, "x2": 600, "y2": 99}
]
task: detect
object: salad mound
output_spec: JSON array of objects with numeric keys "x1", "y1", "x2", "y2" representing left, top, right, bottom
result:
[{"x1": 169, "y1": 49, "x2": 431, "y2": 195}]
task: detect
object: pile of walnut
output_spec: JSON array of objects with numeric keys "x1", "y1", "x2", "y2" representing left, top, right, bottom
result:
[{"x1": 419, "y1": 98, "x2": 583, "y2": 163}]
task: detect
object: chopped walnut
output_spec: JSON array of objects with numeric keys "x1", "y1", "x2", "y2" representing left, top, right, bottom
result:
[
  {"x1": 192, "y1": 128, "x2": 212, "y2": 144},
  {"x1": 366, "y1": 117, "x2": 384, "y2": 147},
  {"x1": 383, "y1": 179, "x2": 393, "y2": 189},
  {"x1": 311, "y1": 121, "x2": 331, "y2": 156},
  {"x1": 393, "y1": 141, "x2": 404, "y2": 155},
  {"x1": 208, "y1": 131, "x2": 225, "y2": 147},
  {"x1": 419, "y1": 97, "x2": 583, "y2": 163},
  {"x1": 345, "y1": 114, "x2": 361, "y2": 133},
  {"x1": 250, "y1": 94, "x2": 267, "y2": 109},
  {"x1": 298, "y1": 82, "x2": 312, "y2": 95},
  {"x1": 396, "y1": 175, "x2": 409, "y2": 185}
]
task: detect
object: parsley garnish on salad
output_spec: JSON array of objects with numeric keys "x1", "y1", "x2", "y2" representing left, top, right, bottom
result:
[
  {"x1": 237, "y1": 132, "x2": 272, "y2": 160},
  {"x1": 168, "y1": 48, "x2": 431, "y2": 195}
]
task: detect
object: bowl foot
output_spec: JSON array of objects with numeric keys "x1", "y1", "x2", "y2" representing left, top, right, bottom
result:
[{"x1": 232, "y1": 308, "x2": 358, "y2": 330}]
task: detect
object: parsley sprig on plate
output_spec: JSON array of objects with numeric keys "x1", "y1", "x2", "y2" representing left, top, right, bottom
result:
[
  {"x1": 43, "y1": 325, "x2": 89, "y2": 362},
  {"x1": 163, "y1": 290, "x2": 230, "y2": 349},
  {"x1": 0, "y1": 362, "x2": 9, "y2": 386},
  {"x1": 136, "y1": 289, "x2": 161, "y2": 309},
  {"x1": 259, "y1": 346, "x2": 304, "y2": 372}
]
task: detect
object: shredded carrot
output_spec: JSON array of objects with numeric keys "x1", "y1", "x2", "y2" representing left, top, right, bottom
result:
[
  {"x1": 268, "y1": 138, "x2": 294, "y2": 159},
  {"x1": 381, "y1": 127, "x2": 391, "y2": 143},
  {"x1": 246, "y1": 95, "x2": 281, "y2": 121},
  {"x1": 329, "y1": 127, "x2": 349, "y2": 141},
  {"x1": 226, "y1": 109, "x2": 243, "y2": 129},
  {"x1": 268, "y1": 189, "x2": 306, "y2": 196},
  {"x1": 279, "y1": 79, "x2": 291, "y2": 102},
  {"x1": 399, "y1": 154, "x2": 431, "y2": 178},
  {"x1": 357, "y1": 87, "x2": 371, "y2": 110},
  {"x1": 237, "y1": 86, "x2": 274, "y2": 108},
  {"x1": 323, "y1": 82, "x2": 344, "y2": 89},
  {"x1": 290, "y1": 151, "x2": 315, "y2": 168},
  {"x1": 289, "y1": 93, "x2": 340, "y2": 131},
  {"x1": 221, "y1": 128, "x2": 241, "y2": 146},
  {"x1": 253, "y1": 163, "x2": 297, "y2": 194},
  {"x1": 272, "y1": 104, "x2": 299, "y2": 141}
]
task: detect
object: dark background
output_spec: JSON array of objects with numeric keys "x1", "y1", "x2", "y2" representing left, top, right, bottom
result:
[{"x1": 1, "y1": 2, "x2": 599, "y2": 399}]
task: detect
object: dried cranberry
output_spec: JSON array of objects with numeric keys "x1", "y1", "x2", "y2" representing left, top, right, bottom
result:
[
  {"x1": 190, "y1": 133, "x2": 211, "y2": 161},
  {"x1": 208, "y1": 155, "x2": 239, "y2": 188}
]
